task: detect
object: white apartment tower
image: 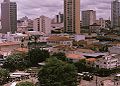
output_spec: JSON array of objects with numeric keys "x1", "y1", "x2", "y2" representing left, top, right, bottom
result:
[{"x1": 33, "y1": 16, "x2": 52, "y2": 34}]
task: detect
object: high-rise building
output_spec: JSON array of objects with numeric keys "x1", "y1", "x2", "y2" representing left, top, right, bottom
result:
[
  {"x1": 64, "y1": 0, "x2": 80, "y2": 34},
  {"x1": 33, "y1": 16, "x2": 52, "y2": 34},
  {"x1": 82, "y1": 10, "x2": 96, "y2": 27},
  {"x1": 53, "y1": 12, "x2": 64, "y2": 23},
  {"x1": 111, "y1": 0, "x2": 120, "y2": 28},
  {"x1": 1, "y1": 0, "x2": 17, "y2": 34}
]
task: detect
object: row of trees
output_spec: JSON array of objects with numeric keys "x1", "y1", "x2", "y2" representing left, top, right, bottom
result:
[
  {"x1": 1, "y1": 50, "x2": 78, "y2": 86},
  {"x1": 1, "y1": 48, "x2": 119, "y2": 86},
  {"x1": 2, "y1": 48, "x2": 49, "y2": 71}
]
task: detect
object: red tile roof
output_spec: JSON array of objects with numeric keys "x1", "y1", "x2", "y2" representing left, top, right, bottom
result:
[
  {"x1": 0, "y1": 42, "x2": 20, "y2": 46},
  {"x1": 66, "y1": 54, "x2": 85, "y2": 60}
]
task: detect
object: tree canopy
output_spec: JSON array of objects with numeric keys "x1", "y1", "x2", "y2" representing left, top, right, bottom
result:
[
  {"x1": 38, "y1": 58, "x2": 77, "y2": 86},
  {"x1": 52, "y1": 52, "x2": 68, "y2": 61},
  {"x1": 28, "y1": 48, "x2": 50, "y2": 66},
  {"x1": 0, "y1": 68, "x2": 9, "y2": 85},
  {"x1": 16, "y1": 81, "x2": 35, "y2": 86},
  {"x1": 3, "y1": 53, "x2": 30, "y2": 71}
]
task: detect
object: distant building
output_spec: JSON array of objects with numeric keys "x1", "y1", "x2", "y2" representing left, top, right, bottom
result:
[
  {"x1": 47, "y1": 36, "x2": 72, "y2": 46},
  {"x1": 82, "y1": 10, "x2": 96, "y2": 27},
  {"x1": 19, "y1": 16, "x2": 29, "y2": 21},
  {"x1": 64, "y1": 0, "x2": 80, "y2": 34},
  {"x1": 89, "y1": 23, "x2": 101, "y2": 33},
  {"x1": 105, "y1": 20, "x2": 111, "y2": 28},
  {"x1": 17, "y1": 17, "x2": 33, "y2": 33},
  {"x1": 96, "y1": 18, "x2": 106, "y2": 28},
  {"x1": 33, "y1": 16, "x2": 52, "y2": 34},
  {"x1": 1, "y1": 0, "x2": 17, "y2": 33},
  {"x1": 52, "y1": 12, "x2": 64, "y2": 23},
  {"x1": 51, "y1": 13, "x2": 64, "y2": 31},
  {"x1": 111, "y1": 0, "x2": 120, "y2": 28}
]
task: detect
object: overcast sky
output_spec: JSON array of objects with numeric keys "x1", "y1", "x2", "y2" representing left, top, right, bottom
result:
[{"x1": 0, "y1": 0, "x2": 113, "y2": 19}]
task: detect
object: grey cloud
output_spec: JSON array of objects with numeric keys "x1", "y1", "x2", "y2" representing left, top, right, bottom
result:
[{"x1": 0, "y1": 0, "x2": 114, "y2": 19}]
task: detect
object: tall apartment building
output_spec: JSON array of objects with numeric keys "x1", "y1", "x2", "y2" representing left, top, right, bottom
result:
[
  {"x1": 82, "y1": 10, "x2": 96, "y2": 27},
  {"x1": 111, "y1": 0, "x2": 120, "y2": 28},
  {"x1": 1, "y1": 0, "x2": 17, "y2": 34},
  {"x1": 64, "y1": 0, "x2": 80, "y2": 34},
  {"x1": 53, "y1": 12, "x2": 64, "y2": 23},
  {"x1": 33, "y1": 16, "x2": 52, "y2": 34}
]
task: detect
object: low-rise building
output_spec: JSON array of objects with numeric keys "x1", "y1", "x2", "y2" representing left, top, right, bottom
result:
[
  {"x1": 47, "y1": 36, "x2": 72, "y2": 46},
  {"x1": 109, "y1": 46, "x2": 120, "y2": 54},
  {"x1": 95, "y1": 54, "x2": 120, "y2": 69},
  {"x1": 89, "y1": 23, "x2": 101, "y2": 33},
  {"x1": 66, "y1": 53, "x2": 85, "y2": 62},
  {"x1": 0, "y1": 42, "x2": 20, "y2": 57}
]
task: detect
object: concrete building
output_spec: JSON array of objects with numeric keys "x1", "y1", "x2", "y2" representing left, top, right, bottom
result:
[
  {"x1": 17, "y1": 17, "x2": 33, "y2": 33},
  {"x1": 52, "y1": 12, "x2": 64, "y2": 23},
  {"x1": 33, "y1": 16, "x2": 52, "y2": 34},
  {"x1": 64, "y1": 0, "x2": 80, "y2": 34},
  {"x1": 47, "y1": 36, "x2": 72, "y2": 46},
  {"x1": 109, "y1": 46, "x2": 120, "y2": 54},
  {"x1": 95, "y1": 54, "x2": 120, "y2": 69},
  {"x1": 82, "y1": 10, "x2": 96, "y2": 27},
  {"x1": 111, "y1": 0, "x2": 120, "y2": 28},
  {"x1": 89, "y1": 23, "x2": 101, "y2": 33},
  {"x1": 51, "y1": 23, "x2": 64, "y2": 30},
  {"x1": 96, "y1": 18, "x2": 106, "y2": 28},
  {"x1": 0, "y1": 41, "x2": 20, "y2": 57},
  {"x1": 1, "y1": 0, "x2": 17, "y2": 34}
]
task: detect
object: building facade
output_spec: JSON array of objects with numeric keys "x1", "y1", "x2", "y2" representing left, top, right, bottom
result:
[
  {"x1": 64, "y1": 0, "x2": 80, "y2": 34},
  {"x1": 82, "y1": 10, "x2": 96, "y2": 27},
  {"x1": 47, "y1": 36, "x2": 72, "y2": 46},
  {"x1": 96, "y1": 18, "x2": 106, "y2": 28},
  {"x1": 1, "y1": 0, "x2": 17, "y2": 34},
  {"x1": 111, "y1": 0, "x2": 120, "y2": 28},
  {"x1": 95, "y1": 54, "x2": 120, "y2": 69},
  {"x1": 53, "y1": 12, "x2": 64, "y2": 23},
  {"x1": 33, "y1": 16, "x2": 52, "y2": 34}
]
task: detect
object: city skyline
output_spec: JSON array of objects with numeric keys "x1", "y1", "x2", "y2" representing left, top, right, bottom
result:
[{"x1": 0, "y1": 0, "x2": 115, "y2": 19}]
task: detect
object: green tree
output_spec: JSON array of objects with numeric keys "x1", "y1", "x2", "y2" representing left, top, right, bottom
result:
[
  {"x1": 74, "y1": 59, "x2": 87, "y2": 72},
  {"x1": 52, "y1": 52, "x2": 68, "y2": 61},
  {"x1": 74, "y1": 59, "x2": 95, "y2": 73},
  {"x1": 3, "y1": 53, "x2": 30, "y2": 71},
  {"x1": 16, "y1": 81, "x2": 35, "y2": 86},
  {"x1": 28, "y1": 48, "x2": 50, "y2": 66},
  {"x1": 97, "y1": 68, "x2": 112, "y2": 77},
  {"x1": 38, "y1": 58, "x2": 77, "y2": 86},
  {"x1": 0, "y1": 68, "x2": 9, "y2": 85}
]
